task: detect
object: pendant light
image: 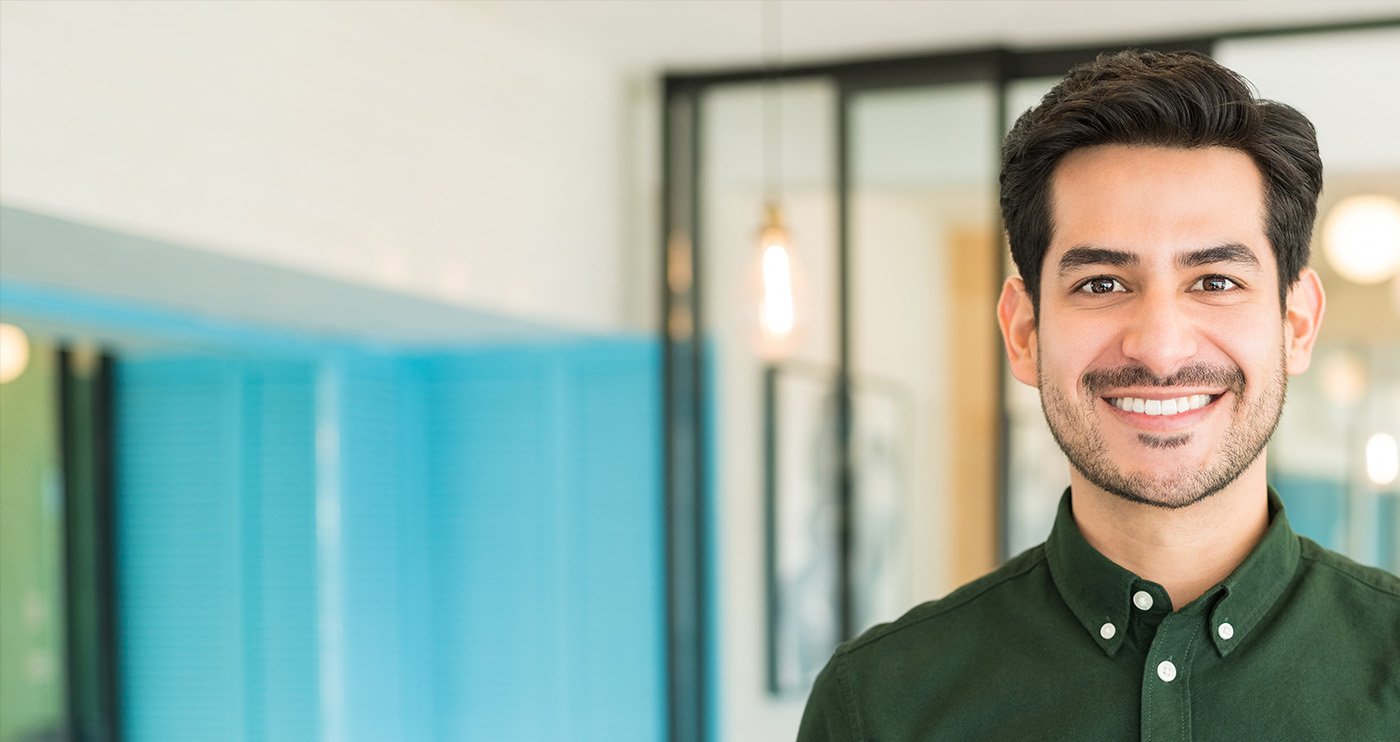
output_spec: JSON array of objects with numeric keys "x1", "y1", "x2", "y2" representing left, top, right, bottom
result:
[{"x1": 750, "y1": 0, "x2": 806, "y2": 360}]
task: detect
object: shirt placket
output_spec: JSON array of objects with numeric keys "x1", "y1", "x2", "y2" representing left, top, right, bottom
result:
[{"x1": 1139, "y1": 608, "x2": 1199, "y2": 742}]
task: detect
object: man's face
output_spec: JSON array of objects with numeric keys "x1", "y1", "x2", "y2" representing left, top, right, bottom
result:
[{"x1": 1001, "y1": 145, "x2": 1321, "y2": 509}]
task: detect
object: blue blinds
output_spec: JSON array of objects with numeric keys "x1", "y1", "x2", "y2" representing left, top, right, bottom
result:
[
  {"x1": 115, "y1": 340, "x2": 662, "y2": 741},
  {"x1": 422, "y1": 343, "x2": 664, "y2": 740},
  {"x1": 116, "y1": 359, "x2": 319, "y2": 741}
]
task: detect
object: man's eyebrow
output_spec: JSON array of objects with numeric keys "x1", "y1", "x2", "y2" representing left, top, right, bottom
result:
[
  {"x1": 1175, "y1": 243, "x2": 1262, "y2": 270},
  {"x1": 1056, "y1": 246, "x2": 1138, "y2": 276}
]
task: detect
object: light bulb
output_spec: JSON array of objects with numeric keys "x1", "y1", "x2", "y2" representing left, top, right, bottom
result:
[
  {"x1": 750, "y1": 204, "x2": 806, "y2": 360},
  {"x1": 1322, "y1": 194, "x2": 1400, "y2": 285},
  {"x1": 0, "y1": 324, "x2": 31, "y2": 384},
  {"x1": 761, "y1": 237, "x2": 795, "y2": 339},
  {"x1": 1365, "y1": 432, "x2": 1399, "y2": 487}
]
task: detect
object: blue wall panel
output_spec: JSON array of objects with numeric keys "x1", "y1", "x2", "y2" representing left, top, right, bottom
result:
[
  {"x1": 1274, "y1": 475, "x2": 1400, "y2": 571},
  {"x1": 1272, "y1": 475, "x2": 1345, "y2": 551}
]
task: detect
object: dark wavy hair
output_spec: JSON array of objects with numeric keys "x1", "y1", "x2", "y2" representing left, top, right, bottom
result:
[{"x1": 999, "y1": 49, "x2": 1322, "y2": 313}]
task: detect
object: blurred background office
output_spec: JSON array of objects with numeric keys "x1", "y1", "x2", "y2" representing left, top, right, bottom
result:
[{"x1": 0, "y1": 1, "x2": 1397, "y2": 740}]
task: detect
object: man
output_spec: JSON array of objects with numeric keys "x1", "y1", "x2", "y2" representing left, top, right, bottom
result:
[{"x1": 798, "y1": 50, "x2": 1400, "y2": 740}]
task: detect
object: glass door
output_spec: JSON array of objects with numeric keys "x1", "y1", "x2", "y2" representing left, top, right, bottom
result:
[{"x1": 846, "y1": 82, "x2": 1001, "y2": 617}]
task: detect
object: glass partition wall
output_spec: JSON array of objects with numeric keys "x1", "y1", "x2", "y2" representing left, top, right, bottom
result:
[
  {"x1": 847, "y1": 79, "x2": 1003, "y2": 635},
  {"x1": 0, "y1": 329, "x2": 119, "y2": 742},
  {"x1": 662, "y1": 20, "x2": 1400, "y2": 742},
  {"x1": 1218, "y1": 28, "x2": 1400, "y2": 573}
]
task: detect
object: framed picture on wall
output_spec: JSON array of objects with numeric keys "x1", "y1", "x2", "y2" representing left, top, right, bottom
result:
[{"x1": 764, "y1": 362, "x2": 912, "y2": 696}]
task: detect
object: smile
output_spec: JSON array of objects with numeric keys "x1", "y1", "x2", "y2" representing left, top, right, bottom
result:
[{"x1": 1107, "y1": 394, "x2": 1218, "y2": 416}]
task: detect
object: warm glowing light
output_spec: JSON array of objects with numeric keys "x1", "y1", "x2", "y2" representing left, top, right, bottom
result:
[
  {"x1": 761, "y1": 242, "x2": 795, "y2": 337},
  {"x1": 0, "y1": 324, "x2": 31, "y2": 384},
  {"x1": 751, "y1": 204, "x2": 805, "y2": 360},
  {"x1": 1323, "y1": 194, "x2": 1400, "y2": 285},
  {"x1": 1366, "y1": 433, "x2": 1399, "y2": 487}
]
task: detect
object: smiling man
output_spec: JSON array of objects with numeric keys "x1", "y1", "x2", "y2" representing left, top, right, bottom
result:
[{"x1": 798, "y1": 50, "x2": 1400, "y2": 740}]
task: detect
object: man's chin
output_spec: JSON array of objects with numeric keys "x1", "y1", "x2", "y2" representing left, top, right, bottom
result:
[
  {"x1": 1080, "y1": 468, "x2": 1221, "y2": 510},
  {"x1": 1100, "y1": 434, "x2": 1210, "y2": 468}
]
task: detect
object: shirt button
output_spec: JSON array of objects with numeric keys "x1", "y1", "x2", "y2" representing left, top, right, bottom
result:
[
  {"x1": 1133, "y1": 590, "x2": 1154, "y2": 611},
  {"x1": 1100, "y1": 623, "x2": 1116, "y2": 640},
  {"x1": 1157, "y1": 660, "x2": 1177, "y2": 683},
  {"x1": 1218, "y1": 622, "x2": 1235, "y2": 640}
]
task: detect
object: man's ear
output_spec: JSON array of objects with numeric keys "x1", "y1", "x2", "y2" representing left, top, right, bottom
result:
[
  {"x1": 1284, "y1": 267, "x2": 1325, "y2": 376},
  {"x1": 998, "y1": 276, "x2": 1039, "y2": 388}
]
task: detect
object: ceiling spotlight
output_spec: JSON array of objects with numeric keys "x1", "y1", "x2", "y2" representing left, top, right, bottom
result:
[
  {"x1": 1365, "y1": 432, "x2": 1399, "y2": 487},
  {"x1": 0, "y1": 324, "x2": 31, "y2": 384},
  {"x1": 1322, "y1": 194, "x2": 1400, "y2": 285}
]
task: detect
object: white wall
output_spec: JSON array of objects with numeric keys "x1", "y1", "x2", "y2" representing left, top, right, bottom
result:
[
  {"x1": 0, "y1": 0, "x2": 650, "y2": 333},
  {"x1": 1216, "y1": 28, "x2": 1400, "y2": 174}
]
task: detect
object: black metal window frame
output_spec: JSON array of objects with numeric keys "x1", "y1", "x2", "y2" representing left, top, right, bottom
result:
[
  {"x1": 659, "y1": 15, "x2": 1400, "y2": 742},
  {"x1": 57, "y1": 348, "x2": 122, "y2": 741}
]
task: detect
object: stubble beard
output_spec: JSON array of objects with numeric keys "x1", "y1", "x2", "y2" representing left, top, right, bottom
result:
[{"x1": 1037, "y1": 350, "x2": 1287, "y2": 510}]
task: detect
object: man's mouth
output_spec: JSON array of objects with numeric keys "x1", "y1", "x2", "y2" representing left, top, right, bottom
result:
[{"x1": 1105, "y1": 394, "x2": 1221, "y2": 416}]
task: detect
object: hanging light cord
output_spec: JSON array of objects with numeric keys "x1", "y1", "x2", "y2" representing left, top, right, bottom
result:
[{"x1": 762, "y1": 0, "x2": 782, "y2": 209}]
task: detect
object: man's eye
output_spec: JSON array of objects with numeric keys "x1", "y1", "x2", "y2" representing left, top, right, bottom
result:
[
  {"x1": 1077, "y1": 277, "x2": 1125, "y2": 295},
  {"x1": 1192, "y1": 275, "x2": 1239, "y2": 292}
]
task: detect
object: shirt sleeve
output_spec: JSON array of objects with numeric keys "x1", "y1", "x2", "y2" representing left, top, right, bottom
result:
[{"x1": 796, "y1": 648, "x2": 857, "y2": 742}]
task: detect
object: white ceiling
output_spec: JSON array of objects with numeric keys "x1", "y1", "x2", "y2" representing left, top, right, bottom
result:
[{"x1": 466, "y1": 0, "x2": 1400, "y2": 74}]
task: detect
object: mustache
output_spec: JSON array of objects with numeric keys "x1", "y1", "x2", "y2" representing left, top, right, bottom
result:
[{"x1": 1082, "y1": 363, "x2": 1246, "y2": 396}]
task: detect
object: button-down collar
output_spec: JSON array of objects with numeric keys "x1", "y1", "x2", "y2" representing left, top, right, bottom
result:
[
  {"x1": 1202, "y1": 488, "x2": 1300, "y2": 656},
  {"x1": 1044, "y1": 487, "x2": 1300, "y2": 658}
]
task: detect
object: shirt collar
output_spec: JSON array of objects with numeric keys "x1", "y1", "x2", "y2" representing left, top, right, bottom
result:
[{"x1": 1044, "y1": 486, "x2": 1300, "y2": 658}]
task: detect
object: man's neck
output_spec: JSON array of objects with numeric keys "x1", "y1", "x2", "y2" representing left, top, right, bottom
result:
[{"x1": 1068, "y1": 460, "x2": 1271, "y2": 610}]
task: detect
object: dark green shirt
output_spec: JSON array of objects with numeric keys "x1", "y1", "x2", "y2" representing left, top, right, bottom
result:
[{"x1": 798, "y1": 488, "x2": 1400, "y2": 741}]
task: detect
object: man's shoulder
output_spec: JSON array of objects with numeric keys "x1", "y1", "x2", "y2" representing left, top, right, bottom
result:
[
  {"x1": 841, "y1": 543, "x2": 1050, "y2": 660},
  {"x1": 1296, "y1": 536, "x2": 1400, "y2": 604}
]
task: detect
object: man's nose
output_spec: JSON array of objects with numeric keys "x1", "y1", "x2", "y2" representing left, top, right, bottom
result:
[{"x1": 1120, "y1": 290, "x2": 1199, "y2": 377}]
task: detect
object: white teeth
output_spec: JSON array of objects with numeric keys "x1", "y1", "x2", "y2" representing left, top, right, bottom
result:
[{"x1": 1111, "y1": 394, "x2": 1214, "y2": 415}]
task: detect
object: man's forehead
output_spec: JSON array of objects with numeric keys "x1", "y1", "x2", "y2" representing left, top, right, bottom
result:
[
  {"x1": 1049, "y1": 144, "x2": 1267, "y2": 213},
  {"x1": 1045, "y1": 144, "x2": 1271, "y2": 264}
]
